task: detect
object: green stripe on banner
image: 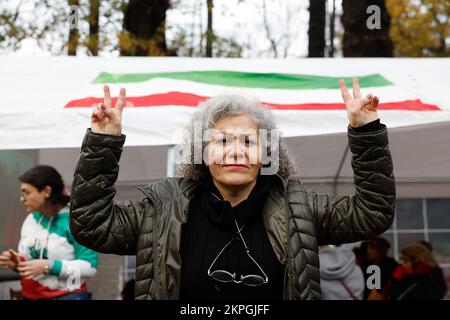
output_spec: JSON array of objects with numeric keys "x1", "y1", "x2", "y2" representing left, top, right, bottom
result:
[{"x1": 92, "y1": 71, "x2": 391, "y2": 89}]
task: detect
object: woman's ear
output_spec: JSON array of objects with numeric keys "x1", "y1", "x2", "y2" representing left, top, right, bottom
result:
[{"x1": 42, "y1": 186, "x2": 52, "y2": 199}]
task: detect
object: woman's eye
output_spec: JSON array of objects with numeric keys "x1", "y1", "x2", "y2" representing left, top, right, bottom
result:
[
  {"x1": 215, "y1": 138, "x2": 227, "y2": 145},
  {"x1": 245, "y1": 138, "x2": 256, "y2": 145}
]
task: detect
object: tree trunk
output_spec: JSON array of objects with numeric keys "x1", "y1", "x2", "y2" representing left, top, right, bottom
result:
[
  {"x1": 88, "y1": 0, "x2": 100, "y2": 56},
  {"x1": 342, "y1": 0, "x2": 393, "y2": 57},
  {"x1": 308, "y1": 0, "x2": 326, "y2": 57},
  {"x1": 205, "y1": 0, "x2": 213, "y2": 57},
  {"x1": 120, "y1": 0, "x2": 171, "y2": 56},
  {"x1": 329, "y1": 0, "x2": 336, "y2": 57},
  {"x1": 68, "y1": 0, "x2": 79, "y2": 56}
]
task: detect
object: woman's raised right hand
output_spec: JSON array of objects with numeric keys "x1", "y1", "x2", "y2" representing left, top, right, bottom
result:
[{"x1": 91, "y1": 85, "x2": 126, "y2": 136}]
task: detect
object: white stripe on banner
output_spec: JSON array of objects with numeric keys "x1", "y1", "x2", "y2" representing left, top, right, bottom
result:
[{"x1": 70, "y1": 78, "x2": 418, "y2": 104}]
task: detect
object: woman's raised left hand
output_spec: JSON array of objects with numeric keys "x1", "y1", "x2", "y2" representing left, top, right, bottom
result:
[{"x1": 339, "y1": 78, "x2": 379, "y2": 128}]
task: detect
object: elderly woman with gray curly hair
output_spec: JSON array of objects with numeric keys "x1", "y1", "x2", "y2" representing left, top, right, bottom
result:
[{"x1": 69, "y1": 78, "x2": 395, "y2": 300}]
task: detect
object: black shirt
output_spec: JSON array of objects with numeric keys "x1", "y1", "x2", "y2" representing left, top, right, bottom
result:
[{"x1": 179, "y1": 175, "x2": 285, "y2": 300}]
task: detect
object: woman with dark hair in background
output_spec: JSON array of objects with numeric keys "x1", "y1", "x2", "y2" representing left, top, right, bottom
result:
[
  {"x1": 0, "y1": 165, "x2": 98, "y2": 300},
  {"x1": 357, "y1": 237, "x2": 398, "y2": 299}
]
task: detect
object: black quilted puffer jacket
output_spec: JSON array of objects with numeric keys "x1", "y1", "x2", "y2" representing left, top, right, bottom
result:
[{"x1": 70, "y1": 126, "x2": 395, "y2": 300}]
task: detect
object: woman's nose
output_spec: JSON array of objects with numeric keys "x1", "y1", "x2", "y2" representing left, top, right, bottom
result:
[
  {"x1": 228, "y1": 139, "x2": 246, "y2": 160},
  {"x1": 19, "y1": 195, "x2": 25, "y2": 203}
]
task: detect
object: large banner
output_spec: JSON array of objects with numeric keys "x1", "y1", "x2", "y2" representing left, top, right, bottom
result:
[{"x1": 1, "y1": 57, "x2": 449, "y2": 149}]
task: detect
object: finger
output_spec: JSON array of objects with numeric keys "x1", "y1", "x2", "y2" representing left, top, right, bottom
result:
[
  {"x1": 92, "y1": 104, "x2": 106, "y2": 121},
  {"x1": 115, "y1": 88, "x2": 126, "y2": 111},
  {"x1": 366, "y1": 95, "x2": 379, "y2": 110},
  {"x1": 0, "y1": 260, "x2": 11, "y2": 266},
  {"x1": 0, "y1": 261, "x2": 12, "y2": 267},
  {"x1": 352, "y1": 77, "x2": 362, "y2": 99},
  {"x1": 371, "y1": 96, "x2": 379, "y2": 106},
  {"x1": 339, "y1": 79, "x2": 351, "y2": 103},
  {"x1": 125, "y1": 101, "x2": 134, "y2": 108},
  {"x1": 361, "y1": 93, "x2": 372, "y2": 106},
  {"x1": 103, "y1": 85, "x2": 112, "y2": 108}
]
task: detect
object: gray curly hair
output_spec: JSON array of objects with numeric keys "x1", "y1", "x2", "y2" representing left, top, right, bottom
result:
[{"x1": 174, "y1": 94, "x2": 297, "y2": 180}]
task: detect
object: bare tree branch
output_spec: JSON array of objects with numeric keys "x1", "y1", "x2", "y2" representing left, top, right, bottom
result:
[{"x1": 262, "y1": 0, "x2": 278, "y2": 57}]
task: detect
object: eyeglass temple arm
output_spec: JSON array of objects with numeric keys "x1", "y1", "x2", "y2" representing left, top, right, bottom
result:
[
  {"x1": 234, "y1": 220, "x2": 269, "y2": 282},
  {"x1": 207, "y1": 223, "x2": 244, "y2": 274},
  {"x1": 207, "y1": 238, "x2": 233, "y2": 275}
]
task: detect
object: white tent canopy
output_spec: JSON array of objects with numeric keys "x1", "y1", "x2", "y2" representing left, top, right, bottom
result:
[
  {"x1": 1, "y1": 57, "x2": 449, "y2": 198},
  {"x1": 1, "y1": 57, "x2": 449, "y2": 150}
]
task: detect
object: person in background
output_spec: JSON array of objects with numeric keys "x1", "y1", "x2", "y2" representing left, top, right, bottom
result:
[
  {"x1": 0, "y1": 165, "x2": 98, "y2": 300},
  {"x1": 387, "y1": 243, "x2": 443, "y2": 300},
  {"x1": 357, "y1": 237, "x2": 397, "y2": 299},
  {"x1": 353, "y1": 241, "x2": 369, "y2": 266},
  {"x1": 320, "y1": 245, "x2": 365, "y2": 300},
  {"x1": 417, "y1": 240, "x2": 447, "y2": 298},
  {"x1": 121, "y1": 279, "x2": 136, "y2": 300}
]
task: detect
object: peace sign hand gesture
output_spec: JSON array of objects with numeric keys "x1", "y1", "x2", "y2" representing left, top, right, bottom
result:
[
  {"x1": 91, "y1": 85, "x2": 126, "y2": 136},
  {"x1": 339, "y1": 78, "x2": 379, "y2": 128}
]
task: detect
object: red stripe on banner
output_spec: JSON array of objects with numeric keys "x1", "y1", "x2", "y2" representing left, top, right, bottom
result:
[
  {"x1": 64, "y1": 91, "x2": 441, "y2": 111},
  {"x1": 64, "y1": 92, "x2": 208, "y2": 108}
]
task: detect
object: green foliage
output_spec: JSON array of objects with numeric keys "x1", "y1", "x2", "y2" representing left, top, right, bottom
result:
[{"x1": 386, "y1": 0, "x2": 449, "y2": 57}]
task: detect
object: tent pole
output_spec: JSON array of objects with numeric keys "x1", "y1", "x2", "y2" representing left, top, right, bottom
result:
[
  {"x1": 166, "y1": 145, "x2": 175, "y2": 177},
  {"x1": 333, "y1": 143, "x2": 349, "y2": 195}
]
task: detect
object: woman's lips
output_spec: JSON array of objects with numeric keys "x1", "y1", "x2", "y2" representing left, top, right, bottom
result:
[{"x1": 222, "y1": 164, "x2": 248, "y2": 170}]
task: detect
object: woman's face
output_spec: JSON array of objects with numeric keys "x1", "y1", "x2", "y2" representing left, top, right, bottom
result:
[
  {"x1": 367, "y1": 246, "x2": 382, "y2": 262},
  {"x1": 206, "y1": 114, "x2": 262, "y2": 188},
  {"x1": 19, "y1": 183, "x2": 50, "y2": 213},
  {"x1": 400, "y1": 256, "x2": 413, "y2": 269}
]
